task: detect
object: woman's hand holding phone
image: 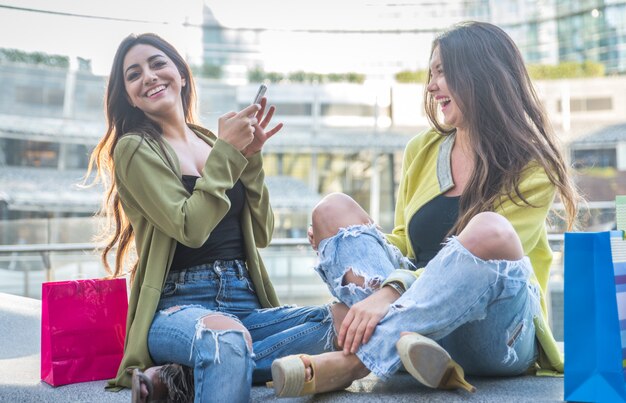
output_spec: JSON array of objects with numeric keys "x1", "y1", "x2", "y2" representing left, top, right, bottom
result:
[
  {"x1": 243, "y1": 85, "x2": 283, "y2": 157},
  {"x1": 217, "y1": 104, "x2": 259, "y2": 152}
]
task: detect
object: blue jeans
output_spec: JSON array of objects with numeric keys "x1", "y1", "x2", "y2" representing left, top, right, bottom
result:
[
  {"x1": 315, "y1": 224, "x2": 540, "y2": 380},
  {"x1": 148, "y1": 260, "x2": 335, "y2": 403}
]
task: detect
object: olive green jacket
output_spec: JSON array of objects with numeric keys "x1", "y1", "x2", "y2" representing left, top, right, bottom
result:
[
  {"x1": 107, "y1": 124, "x2": 280, "y2": 389},
  {"x1": 385, "y1": 128, "x2": 564, "y2": 375}
]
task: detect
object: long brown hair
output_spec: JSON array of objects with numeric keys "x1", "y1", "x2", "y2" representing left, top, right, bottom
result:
[
  {"x1": 86, "y1": 33, "x2": 197, "y2": 279},
  {"x1": 424, "y1": 21, "x2": 579, "y2": 233}
]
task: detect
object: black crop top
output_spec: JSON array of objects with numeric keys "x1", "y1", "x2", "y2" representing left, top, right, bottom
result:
[
  {"x1": 408, "y1": 194, "x2": 460, "y2": 268},
  {"x1": 169, "y1": 176, "x2": 246, "y2": 271}
]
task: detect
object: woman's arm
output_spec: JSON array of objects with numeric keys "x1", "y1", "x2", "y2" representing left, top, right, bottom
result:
[{"x1": 114, "y1": 135, "x2": 248, "y2": 248}]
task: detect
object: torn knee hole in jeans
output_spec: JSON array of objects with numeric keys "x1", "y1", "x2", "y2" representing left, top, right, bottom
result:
[
  {"x1": 191, "y1": 317, "x2": 252, "y2": 364},
  {"x1": 338, "y1": 267, "x2": 384, "y2": 291}
]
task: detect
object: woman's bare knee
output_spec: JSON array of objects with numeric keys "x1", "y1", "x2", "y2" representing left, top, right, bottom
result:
[
  {"x1": 312, "y1": 193, "x2": 371, "y2": 243},
  {"x1": 342, "y1": 268, "x2": 366, "y2": 287},
  {"x1": 201, "y1": 314, "x2": 252, "y2": 349},
  {"x1": 457, "y1": 212, "x2": 523, "y2": 261}
]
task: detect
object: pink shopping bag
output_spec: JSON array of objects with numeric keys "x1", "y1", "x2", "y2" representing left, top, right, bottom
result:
[{"x1": 40, "y1": 278, "x2": 128, "y2": 386}]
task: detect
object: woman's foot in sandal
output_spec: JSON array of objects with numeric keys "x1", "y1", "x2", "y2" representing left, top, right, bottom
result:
[
  {"x1": 270, "y1": 352, "x2": 369, "y2": 397},
  {"x1": 396, "y1": 332, "x2": 476, "y2": 393}
]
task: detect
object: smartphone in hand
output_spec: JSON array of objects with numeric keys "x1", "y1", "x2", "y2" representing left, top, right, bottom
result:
[
  {"x1": 249, "y1": 84, "x2": 267, "y2": 117},
  {"x1": 253, "y1": 84, "x2": 267, "y2": 105}
]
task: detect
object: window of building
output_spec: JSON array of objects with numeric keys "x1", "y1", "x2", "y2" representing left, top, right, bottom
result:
[
  {"x1": 321, "y1": 104, "x2": 375, "y2": 117},
  {"x1": 572, "y1": 148, "x2": 616, "y2": 169},
  {"x1": 4, "y1": 139, "x2": 59, "y2": 168},
  {"x1": 558, "y1": 97, "x2": 613, "y2": 112},
  {"x1": 15, "y1": 86, "x2": 64, "y2": 106},
  {"x1": 63, "y1": 144, "x2": 91, "y2": 169},
  {"x1": 86, "y1": 92, "x2": 103, "y2": 109},
  {"x1": 586, "y1": 97, "x2": 614, "y2": 111}
]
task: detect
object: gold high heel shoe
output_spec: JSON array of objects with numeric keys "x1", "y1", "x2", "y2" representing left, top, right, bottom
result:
[
  {"x1": 270, "y1": 354, "x2": 317, "y2": 397},
  {"x1": 396, "y1": 332, "x2": 476, "y2": 393}
]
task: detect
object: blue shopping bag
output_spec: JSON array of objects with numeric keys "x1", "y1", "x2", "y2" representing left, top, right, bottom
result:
[{"x1": 564, "y1": 231, "x2": 626, "y2": 402}]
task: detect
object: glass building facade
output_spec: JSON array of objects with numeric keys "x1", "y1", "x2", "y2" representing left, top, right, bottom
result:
[
  {"x1": 556, "y1": 0, "x2": 626, "y2": 74},
  {"x1": 476, "y1": 0, "x2": 626, "y2": 74}
]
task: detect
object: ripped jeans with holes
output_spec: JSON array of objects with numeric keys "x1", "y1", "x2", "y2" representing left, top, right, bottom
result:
[
  {"x1": 148, "y1": 260, "x2": 336, "y2": 403},
  {"x1": 314, "y1": 224, "x2": 541, "y2": 380}
]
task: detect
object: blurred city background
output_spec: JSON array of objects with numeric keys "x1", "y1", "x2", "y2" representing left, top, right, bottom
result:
[{"x1": 1, "y1": 0, "x2": 626, "y2": 342}]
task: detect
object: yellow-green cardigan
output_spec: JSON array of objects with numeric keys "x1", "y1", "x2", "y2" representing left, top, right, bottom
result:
[
  {"x1": 107, "y1": 124, "x2": 280, "y2": 389},
  {"x1": 384, "y1": 128, "x2": 564, "y2": 375}
]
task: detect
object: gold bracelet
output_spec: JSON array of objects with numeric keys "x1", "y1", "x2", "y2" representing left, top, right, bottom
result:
[{"x1": 384, "y1": 281, "x2": 405, "y2": 296}]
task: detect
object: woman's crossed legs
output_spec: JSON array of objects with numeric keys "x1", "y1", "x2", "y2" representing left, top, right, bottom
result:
[{"x1": 273, "y1": 193, "x2": 539, "y2": 395}]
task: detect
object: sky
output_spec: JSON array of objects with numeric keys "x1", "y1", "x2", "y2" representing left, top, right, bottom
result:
[
  {"x1": 0, "y1": 0, "x2": 204, "y2": 74},
  {"x1": 0, "y1": 0, "x2": 442, "y2": 76}
]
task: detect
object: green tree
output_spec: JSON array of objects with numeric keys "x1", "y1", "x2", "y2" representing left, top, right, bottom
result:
[
  {"x1": 288, "y1": 71, "x2": 307, "y2": 82},
  {"x1": 305, "y1": 72, "x2": 324, "y2": 83},
  {"x1": 395, "y1": 70, "x2": 428, "y2": 83},
  {"x1": 265, "y1": 72, "x2": 284, "y2": 83},
  {"x1": 527, "y1": 61, "x2": 605, "y2": 79},
  {"x1": 192, "y1": 64, "x2": 222, "y2": 79},
  {"x1": 251, "y1": 68, "x2": 364, "y2": 84},
  {"x1": 248, "y1": 67, "x2": 265, "y2": 83},
  {"x1": 345, "y1": 72, "x2": 365, "y2": 84},
  {"x1": 0, "y1": 48, "x2": 69, "y2": 69}
]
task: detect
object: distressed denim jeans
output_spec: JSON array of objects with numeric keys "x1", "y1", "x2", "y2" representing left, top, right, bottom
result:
[
  {"x1": 315, "y1": 224, "x2": 540, "y2": 380},
  {"x1": 148, "y1": 260, "x2": 335, "y2": 402}
]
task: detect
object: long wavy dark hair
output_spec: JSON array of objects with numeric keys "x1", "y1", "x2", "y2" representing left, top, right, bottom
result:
[
  {"x1": 424, "y1": 21, "x2": 579, "y2": 233},
  {"x1": 86, "y1": 33, "x2": 197, "y2": 280}
]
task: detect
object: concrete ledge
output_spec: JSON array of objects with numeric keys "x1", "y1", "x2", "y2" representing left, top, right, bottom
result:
[{"x1": 0, "y1": 292, "x2": 564, "y2": 402}]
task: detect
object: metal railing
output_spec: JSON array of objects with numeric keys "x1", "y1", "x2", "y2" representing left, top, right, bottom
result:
[
  {"x1": 0, "y1": 235, "x2": 567, "y2": 340},
  {"x1": 0, "y1": 238, "x2": 328, "y2": 303},
  {"x1": 0, "y1": 234, "x2": 566, "y2": 279}
]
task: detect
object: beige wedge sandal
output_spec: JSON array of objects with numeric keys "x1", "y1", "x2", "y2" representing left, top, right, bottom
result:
[
  {"x1": 270, "y1": 354, "x2": 317, "y2": 397},
  {"x1": 396, "y1": 332, "x2": 476, "y2": 393}
]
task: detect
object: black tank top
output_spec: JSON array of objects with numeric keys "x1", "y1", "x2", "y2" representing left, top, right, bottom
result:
[
  {"x1": 169, "y1": 176, "x2": 246, "y2": 271},
  {"x1": 408, "y1": 194, "x2": 460, "y2": 268}
]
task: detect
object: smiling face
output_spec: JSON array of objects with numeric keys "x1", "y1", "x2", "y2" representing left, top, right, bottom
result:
[
  {"x1": 427, "y1": 46, "x2": 465, "y2": 129},
  {"x1": 122, "y1": 44, "x2": 186, "y2": 119}
]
